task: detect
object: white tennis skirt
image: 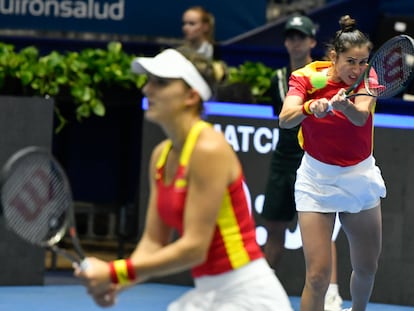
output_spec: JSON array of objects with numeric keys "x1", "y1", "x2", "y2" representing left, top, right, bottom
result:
[
  {"x1": 295, "y1": 152, "x2": 386, "y2": 213},
  {"x1": 167, "y1": 258, "x2": 293, "y2": 311}
]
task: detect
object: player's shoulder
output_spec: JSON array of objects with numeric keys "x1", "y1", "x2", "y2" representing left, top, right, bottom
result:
[
  {"x1": 293, "y1": 61, "x2": 331, "y2": 77},
  {"x1": 191, "y1": 125, "x2": 232, "y2": 160},
  {"x1": 198, "y1": 124, "x2": 225, "y2": 146},
  {"x1": 150, "y1": 139, "x2": 171, "y2": 163},
  {"x1": 153, "y1": 139, "x2": 170, "y2": 152},
  {"x1": 190, "y1": 125, "x2": 239, "y2": 177}
]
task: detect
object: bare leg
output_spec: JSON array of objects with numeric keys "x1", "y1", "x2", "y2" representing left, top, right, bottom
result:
[
  {"x1": 299, "y1": 212, "x2": 336, "y2": 311},
  {"x1": 324, "y1": 241, "x2": 343, "y2": 311},
  {"x1": 339, "y1": 205, "x2": 382, "y2": 311}
]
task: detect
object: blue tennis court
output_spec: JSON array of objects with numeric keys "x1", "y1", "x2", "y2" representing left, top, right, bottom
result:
[{"x1": 0, "y1": 273, "x2": 412, "y2": 311}]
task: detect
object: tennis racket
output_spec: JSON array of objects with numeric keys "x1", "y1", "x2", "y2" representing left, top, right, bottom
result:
[
  {"x1": 328, "y1": 34, "x2": 414, "y2": 110},
  {"x1": 0, "y1": 146, "x2": 88, "y2": 269}
]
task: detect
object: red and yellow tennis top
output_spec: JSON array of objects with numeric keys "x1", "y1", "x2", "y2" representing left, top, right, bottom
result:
[
  {"x1": 155, "y1": 121, "x2": 263, "y2": 278},
  {"x1": 287, "y1": 61, "x2": 377, "y2": 166}
]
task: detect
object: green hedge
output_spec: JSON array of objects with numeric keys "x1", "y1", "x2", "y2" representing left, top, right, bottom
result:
[{"x1": 0, "y1": 41, "x2": 275, "y2": 131}]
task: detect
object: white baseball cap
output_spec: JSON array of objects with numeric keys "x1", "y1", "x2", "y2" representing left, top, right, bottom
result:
[{"x1": 131, "y1": 49, "x2": 212, "y2": 101}]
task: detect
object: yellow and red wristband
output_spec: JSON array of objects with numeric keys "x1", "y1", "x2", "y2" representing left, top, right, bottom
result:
[
  {"x1": 302, "y1": 100, "x2": 314, "y2": 116},
  {"x1": 109, "y1": 259, "x2": 136, "y2": 285}
]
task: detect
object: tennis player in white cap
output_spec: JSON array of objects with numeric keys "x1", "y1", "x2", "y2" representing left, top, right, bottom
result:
[{"x1": 75, "y1": 47, "x2": 293, "y2": 311}]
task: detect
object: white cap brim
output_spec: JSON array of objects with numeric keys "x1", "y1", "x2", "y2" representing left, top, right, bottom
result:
[{"x1": 131, "y1": 49, "x2": 212, "y2": 101}]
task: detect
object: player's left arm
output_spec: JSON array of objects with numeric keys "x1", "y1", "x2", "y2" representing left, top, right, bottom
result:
[
  {"x1": 330, "y1": 87, "x2": 375, "y2": 126},
  {"x1": 75, "y1": 142, "x2": 174, "y2": 304},
  {"x1": 127, "y1": 128, "x2": 237, "y2": 281},
  {"x1": 180, "y1": 128, "x2": 237, "y2": 262}
]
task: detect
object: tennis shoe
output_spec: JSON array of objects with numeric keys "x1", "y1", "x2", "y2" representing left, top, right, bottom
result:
[{"x1": 324, "y1": 290, "x2": 343, "y2": 311}]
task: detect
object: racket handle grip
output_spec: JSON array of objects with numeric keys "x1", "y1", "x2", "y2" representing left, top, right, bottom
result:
[
  {"x1": 326, "y1": 103, "x2": 333, "y2": 112},
  {"x1": 80, "y1": 258, "x2": 90, "y2": 271},
  {"x1": 326, "y1": 93, "x2": 347, "y2": 113}
]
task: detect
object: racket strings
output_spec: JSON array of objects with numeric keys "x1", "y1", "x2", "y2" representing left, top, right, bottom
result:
[
  {"x1": 2, "y1": 155, "x2": 70, "y2": 246},
  {"x1": 369, "y1": 37, "x2": 414, "y2": 98}
]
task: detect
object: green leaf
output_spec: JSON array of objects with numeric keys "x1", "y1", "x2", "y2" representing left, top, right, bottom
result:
[
  {"x1": 0, "y1": 39, "x2": 265, "y2": 130},
  {"x1": 76, "y1": 103, "x2": 91, "y2": 119},
  {"x1": 91, "y1": 98, "x2": 106, "y2": 116},
  {"x1": 19, "y1": 70, "x2": 33, "y2": 85},
  {"x1": 71, "y1": 85, "x2": 94, "y2": 102},
  {"x1": 108, "y1": 41, "x2": 122, "y2": 54}
]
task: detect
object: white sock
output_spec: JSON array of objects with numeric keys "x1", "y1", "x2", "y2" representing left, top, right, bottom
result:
[{"x1": 326, "y1": 283, "x2": 339, "y2": 296}]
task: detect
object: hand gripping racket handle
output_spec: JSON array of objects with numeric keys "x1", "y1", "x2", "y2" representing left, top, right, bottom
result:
[
  {"x1": 326, "y1": 103, "x2": 333, "y2": 112},
  {"x1": 80, "y1": 258, "x2": 90, "y2": 271},
  {"x1": 50, "y1": 245, "x2": 89, "y2": 270},
  {"x1": 326, "y1": 91, "x2": 349, "y2": 112}
]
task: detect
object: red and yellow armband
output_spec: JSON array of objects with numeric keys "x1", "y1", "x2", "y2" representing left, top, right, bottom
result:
[
  {"x1": 109, "y1": 259, "x2": 136, "y2": 285},
  {"x1": 302, "y1": 100, "x2": 314, "y2": 116}
]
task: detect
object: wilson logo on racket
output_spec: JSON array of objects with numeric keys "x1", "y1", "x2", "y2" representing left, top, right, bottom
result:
[
  {"x1": 9, "y1": 168, "x2": 54, "y2": 222},
  {"x1": 1, "y1": 146, "x2": 86, "y2": 266},
  {"x1": 383, "y1": 46, "x2": 404, "y2": 84}
]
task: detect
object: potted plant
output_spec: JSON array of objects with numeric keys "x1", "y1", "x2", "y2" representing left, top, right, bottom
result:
[
  {"x1": 0, "y1": 40, "x2": 277, "y2": 127},
  {"x1": 226, "y1": 60, "x2": 275, "y2": 104},
  {"x1": 0, "y1": 41, "x2": 147, "y2": 132}
]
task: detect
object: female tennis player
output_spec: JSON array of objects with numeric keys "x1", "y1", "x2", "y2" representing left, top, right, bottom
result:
[
  {"x1": 279, "y1": 15, "x2": 386, "y2": 311},
  {"x1": 181, "y1": 6, "x2": 217, "y2": 60},
  {"x1": 75, "y1": 47, "x2": 293, "y2": 311}
]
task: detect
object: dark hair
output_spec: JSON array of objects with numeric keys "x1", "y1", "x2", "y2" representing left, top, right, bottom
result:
[
  {"x1": 175, "y1": 46, "x2": 226, "y2": 111},
  {"x1": 176, "y1": 46, "x2": 223, "y2": 88},
  {"x1": 327, "y1": 15, "x2": 373, "y2": 55}
]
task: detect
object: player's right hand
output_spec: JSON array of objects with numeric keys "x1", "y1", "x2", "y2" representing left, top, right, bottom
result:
[
  {"x1": 94, "y1": 290, "x2": 117, "y2": 307},
  {"x1": 74, "y1": 257, "x2": 117, "y2": 306}
]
